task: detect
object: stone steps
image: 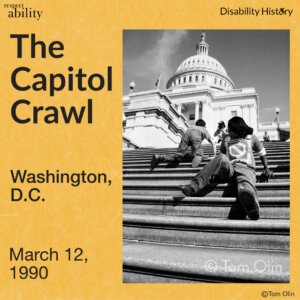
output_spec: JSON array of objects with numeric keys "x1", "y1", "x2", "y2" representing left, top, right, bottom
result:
[
  {"x1": 123, "y1": 172, "x2": 289, "y2": 182},
  {"x1": 122, "y1": 142, "x2": 290, "y2": 282},
  {"x1": 123, "y1": 181, "x2": 289, "y2": 197},
  {"x1": 123, "y1": 147, "x2": 290, "y2": 157},
  {"x1": 123, "y1": 153, "x2": 289, "y2": 160},
  {"x1": 123, "y1": 214, "x2": 289, "y2": 250},
  {"x1": 123, "y1": 143, "x2": 289, "y2": 152},
  {"x1": 123, "y1": 159, "x2": 290, "y2": 168},
  {"x1": 123, "y1": 241, "x2": 289, "y2": 283},
  {"x1": 123, "y1": 195, "x2": 289, "y2": 219},
  {"x1": 123, "y1": 151, "x2": 289, "y2": 158},
  {"x1": 123, "y1": 164, "x2": 290, "y2": 173}
]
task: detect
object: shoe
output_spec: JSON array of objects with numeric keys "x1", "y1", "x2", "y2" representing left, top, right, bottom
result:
[
  {"x1": 179, "y1": 185, "x2": 196, "y2": 197},
  {"x1": 210, "y1": 175, "x2": 221, "y2": 183},
  {"x1": 150, "y1": 154, "x2": 164, "y2": 171},
  {"x1": 191, "y1": 155, "x2": 202, "y2": 168},
  {"x1": 247, "y1": 209, "x2": 259, "y2": 221},
  {"x1": 239, "y1": 190, "x2": 260, "y2": 220}
]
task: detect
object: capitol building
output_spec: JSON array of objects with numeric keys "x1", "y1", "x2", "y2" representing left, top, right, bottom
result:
[{"x1": 123, "y1": 33, "x2": 289, "y2": 148}]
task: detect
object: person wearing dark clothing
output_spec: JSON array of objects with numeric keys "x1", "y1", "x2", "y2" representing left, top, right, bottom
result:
[
  {"x1": 180, "y1": 117, "x2": 272, "y2": 220},
  {"x1": 150, "y1": 119, "x2": 216, "y2": 170},
  {"x1": 214, "y1": 121, "x2": 228, "y2": 143},
  {"x1": 263, "y1": 131, "x2": 271, "y2": 142}
]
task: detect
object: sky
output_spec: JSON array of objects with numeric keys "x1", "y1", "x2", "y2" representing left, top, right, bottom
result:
[{"x1": 123, "y1": 30, "x2": 290, "y2": 123}]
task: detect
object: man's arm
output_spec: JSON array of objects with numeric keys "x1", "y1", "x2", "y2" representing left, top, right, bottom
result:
[
  {"x1": 260, "y1": 155, "x2": 272, "y2": 176},
  {"x1": 204, "y1": 128, "x2": 216, "y2": 157},
  {"x1": 252, "y1": 135, "x2": 272, "y2": 176},
  {"x1": 214, "y1": 129, "x2": 220, "y2": 137}
]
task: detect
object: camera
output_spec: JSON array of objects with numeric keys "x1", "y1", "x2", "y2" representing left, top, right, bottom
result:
[{"x1": 218, "y1": 121, "x2": 225, "y2": 130}]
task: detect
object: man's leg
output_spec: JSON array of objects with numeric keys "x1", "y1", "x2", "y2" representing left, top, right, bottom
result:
[
  {"x1": 190, "y1": 140, "x2": 204, "y2": 168},
  {"x1": 150, "y1": 153, "x2": 181, "y2": 170},
  {"x1": 235, "y1": 164, "x2": 260, "y2": 220},
  {"x1": 150, "y1": 134, "x2": 189, "y2": 170},
  {"x1": 176, "y1": 132, "x2": 189, "y2": 161},
  {"x1": 180, "y1": 154, "x2": 234, "y2": 196}
]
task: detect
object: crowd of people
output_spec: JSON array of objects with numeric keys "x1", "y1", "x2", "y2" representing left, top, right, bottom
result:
[{"x1": 150, "y1": 116, "x2": 273, "y2": 221}]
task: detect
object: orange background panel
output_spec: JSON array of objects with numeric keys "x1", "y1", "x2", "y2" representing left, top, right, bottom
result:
[{"x1": 0, "y1": 0, "x2": 298, "y2": 299}]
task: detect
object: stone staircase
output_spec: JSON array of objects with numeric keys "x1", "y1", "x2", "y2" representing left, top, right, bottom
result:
[{"x1": 123, "y1": 142, "x2": 290, "y2": 283}]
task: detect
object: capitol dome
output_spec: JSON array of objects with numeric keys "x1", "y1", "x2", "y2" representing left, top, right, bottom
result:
[
  {"x1": 166, "y1": 33, "x2": 235, "y2": 91},
  {"x1": 176, "y1": 55, "x2": 227, "y2": 76}
]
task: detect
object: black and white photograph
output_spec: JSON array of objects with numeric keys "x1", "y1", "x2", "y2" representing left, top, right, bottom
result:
[{"x1": 122, "y1": 30, "x2": 290, "y2": 283}]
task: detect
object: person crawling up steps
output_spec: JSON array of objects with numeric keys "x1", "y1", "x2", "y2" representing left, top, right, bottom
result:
[
  {"x1": 180, "y1": 116, "x2": 273, "y2": 220},
  {"x1": 150, "y1": 119, "x2": 216, "y2": 171}
]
